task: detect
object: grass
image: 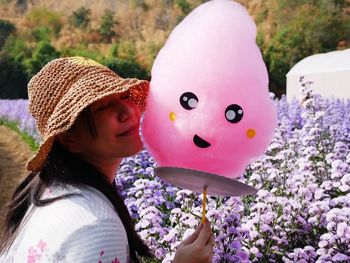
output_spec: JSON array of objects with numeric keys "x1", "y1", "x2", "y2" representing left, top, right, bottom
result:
[{"x1": 0, "y1": 118, "x2": 39, "y2": 152}]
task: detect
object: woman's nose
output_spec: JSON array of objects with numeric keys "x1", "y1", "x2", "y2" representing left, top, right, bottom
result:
[{"x1": 117, "y1": 102, "x2": 132, "y2": 122}]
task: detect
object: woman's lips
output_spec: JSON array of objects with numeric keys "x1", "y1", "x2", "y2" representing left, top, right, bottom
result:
[{"x1": 119, "y1": 126, "x2": 139, "y2": 136}]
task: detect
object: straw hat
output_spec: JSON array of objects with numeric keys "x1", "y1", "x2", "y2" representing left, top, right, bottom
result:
[{"x1": 26, "y1": 56, "x2": 149, "y2": 172}]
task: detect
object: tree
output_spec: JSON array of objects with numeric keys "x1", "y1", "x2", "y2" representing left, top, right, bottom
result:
[
  {"x1": 30, "y1": 26, "x2": 52, "y2": 42},
  {"x1": 257, "y1": 0, "x2": 350, "y2": 97},
  {"x1": 0, "y1": 19, "x2": 16, "y2": 49},
  {"x1": 69, "y1": 7, "x2": 91, "y2": 29},
  {"x1": 99, "y1": 10, "x2": 117, "y2": 43},
  {"x1": 102, "y1": 57, "x2": 149, "y2": 80},
  {"x1": 24, "y1": 41, "x2": 60, "y2": 78},
  {"x1": 0, "y1": 54, "x2": 28, "y2": 99},
  {"x1": 175, "y1": 0, "x2": 191, "y2": 15}
]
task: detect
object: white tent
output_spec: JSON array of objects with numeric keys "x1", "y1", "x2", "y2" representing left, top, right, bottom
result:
[{"x1": 286, "y1": 49, "x2": 350, "y2": 101}]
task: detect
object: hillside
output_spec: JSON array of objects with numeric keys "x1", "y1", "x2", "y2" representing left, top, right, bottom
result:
[
  {"x1": 0, "y1": 0, "x2": 190, "y2": 69},
  {"x1": 1, "y1": 0, "x2": 128, "y2": 21},
  {"x1": 0, "y1": 0, "x2": 270, "y2": 71}
]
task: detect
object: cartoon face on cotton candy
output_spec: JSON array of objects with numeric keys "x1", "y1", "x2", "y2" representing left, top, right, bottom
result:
[{"x1": 142, "y1": 0, "x2": 277, "y2": 179}]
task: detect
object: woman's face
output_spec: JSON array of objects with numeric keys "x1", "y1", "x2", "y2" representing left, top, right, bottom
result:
[{"x1": 68, "y1": 92, "x2": 143, "y2": 161}]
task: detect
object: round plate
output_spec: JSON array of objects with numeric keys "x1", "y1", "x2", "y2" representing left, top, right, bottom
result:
[{"x1": 155, "y1": 166, "x2": 257, "y2": 196}]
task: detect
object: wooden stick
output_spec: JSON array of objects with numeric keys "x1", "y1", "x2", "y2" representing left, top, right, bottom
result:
[{"x1": 202, "y1": 185, "x2": 208, "y2": 224}]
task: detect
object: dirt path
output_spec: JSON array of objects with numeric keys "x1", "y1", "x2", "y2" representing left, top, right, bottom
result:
[{"x1": 0, "y1": 126, "x2": 33, "y2": 229}]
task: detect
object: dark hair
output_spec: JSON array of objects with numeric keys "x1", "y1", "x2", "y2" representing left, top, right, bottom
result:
[{"x1": 0, "y1": 108, "x2": 153, "y2": 262}]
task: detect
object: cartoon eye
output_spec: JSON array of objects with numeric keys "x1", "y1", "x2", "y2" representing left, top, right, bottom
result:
[
  {"x1": 180, "y1": 92, "x2": 198, "y2": 110},
  {"x1": 225, "y1": 104, "x2": 243, "y2": 123}
]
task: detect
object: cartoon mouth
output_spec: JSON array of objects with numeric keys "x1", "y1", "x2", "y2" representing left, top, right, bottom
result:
[{"x1": 193, "y1": 135, "x2": 211, "y2": 148}]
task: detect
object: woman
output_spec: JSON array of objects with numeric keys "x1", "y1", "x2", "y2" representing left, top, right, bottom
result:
[{"x1": 0, "y1": 57, "x2": 214, "y2": 263}]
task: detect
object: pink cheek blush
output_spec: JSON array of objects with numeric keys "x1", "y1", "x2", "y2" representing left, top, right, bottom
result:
[{"x1": 142, "y1": 0, "x2": 277, "y2": 195}]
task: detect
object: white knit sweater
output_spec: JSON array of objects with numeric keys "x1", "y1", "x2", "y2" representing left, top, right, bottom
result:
[{"x1": 0, "y1": 183, "x2": 130, "y2": 263}]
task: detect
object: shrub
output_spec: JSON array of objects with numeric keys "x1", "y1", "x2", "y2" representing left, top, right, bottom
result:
[
  {"x1": 1, "y1": 35, "x2": 32, "y2": 62},
  {"x1": 113, "y1": 40, "x2": 137, "y2": 61},
  {"x1": 25, "y1": 8, "x2": 63, "y2": 36},
  {"x1": 0, "y1": 19, "x2": 16, "y2": 48},
  {"x1": 69, "y1": 7, "x2": 91, "y2": 29}
]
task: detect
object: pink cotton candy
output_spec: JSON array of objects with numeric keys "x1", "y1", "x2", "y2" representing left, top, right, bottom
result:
[{"x1": 142, "y1": 0, "x2": 277, "y2": 178}]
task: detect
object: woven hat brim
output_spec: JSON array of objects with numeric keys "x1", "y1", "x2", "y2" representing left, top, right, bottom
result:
[
  {"x1": 26, "y1": 78, "x2": 149, "y2": 172},
  {"x1": 26, "y1": 136, "x2": 55, "y2": 172}
]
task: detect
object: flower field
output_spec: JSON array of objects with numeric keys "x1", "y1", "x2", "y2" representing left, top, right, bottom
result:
[{"x1": 0, "y1": 79, "x2": 349, "y2": 263}]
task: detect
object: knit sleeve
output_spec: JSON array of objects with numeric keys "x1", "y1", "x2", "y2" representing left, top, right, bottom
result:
[{"x1": 52, "y1": 219, "x2": 130, "y2": 263}]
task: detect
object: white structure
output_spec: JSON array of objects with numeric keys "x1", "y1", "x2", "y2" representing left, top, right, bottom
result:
[{"x1": 286, "y1": 49, "x2": 350, "y2": 101}]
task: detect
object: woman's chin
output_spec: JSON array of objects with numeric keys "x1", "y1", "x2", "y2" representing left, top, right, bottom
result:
[{"x1": 123, "y1": 141, "x2": 143, "y2": 157}]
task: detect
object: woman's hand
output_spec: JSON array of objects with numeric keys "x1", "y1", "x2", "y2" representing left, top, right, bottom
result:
[{"x1": 173, "y1": 220, "x2": 214, "y2": 263}]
